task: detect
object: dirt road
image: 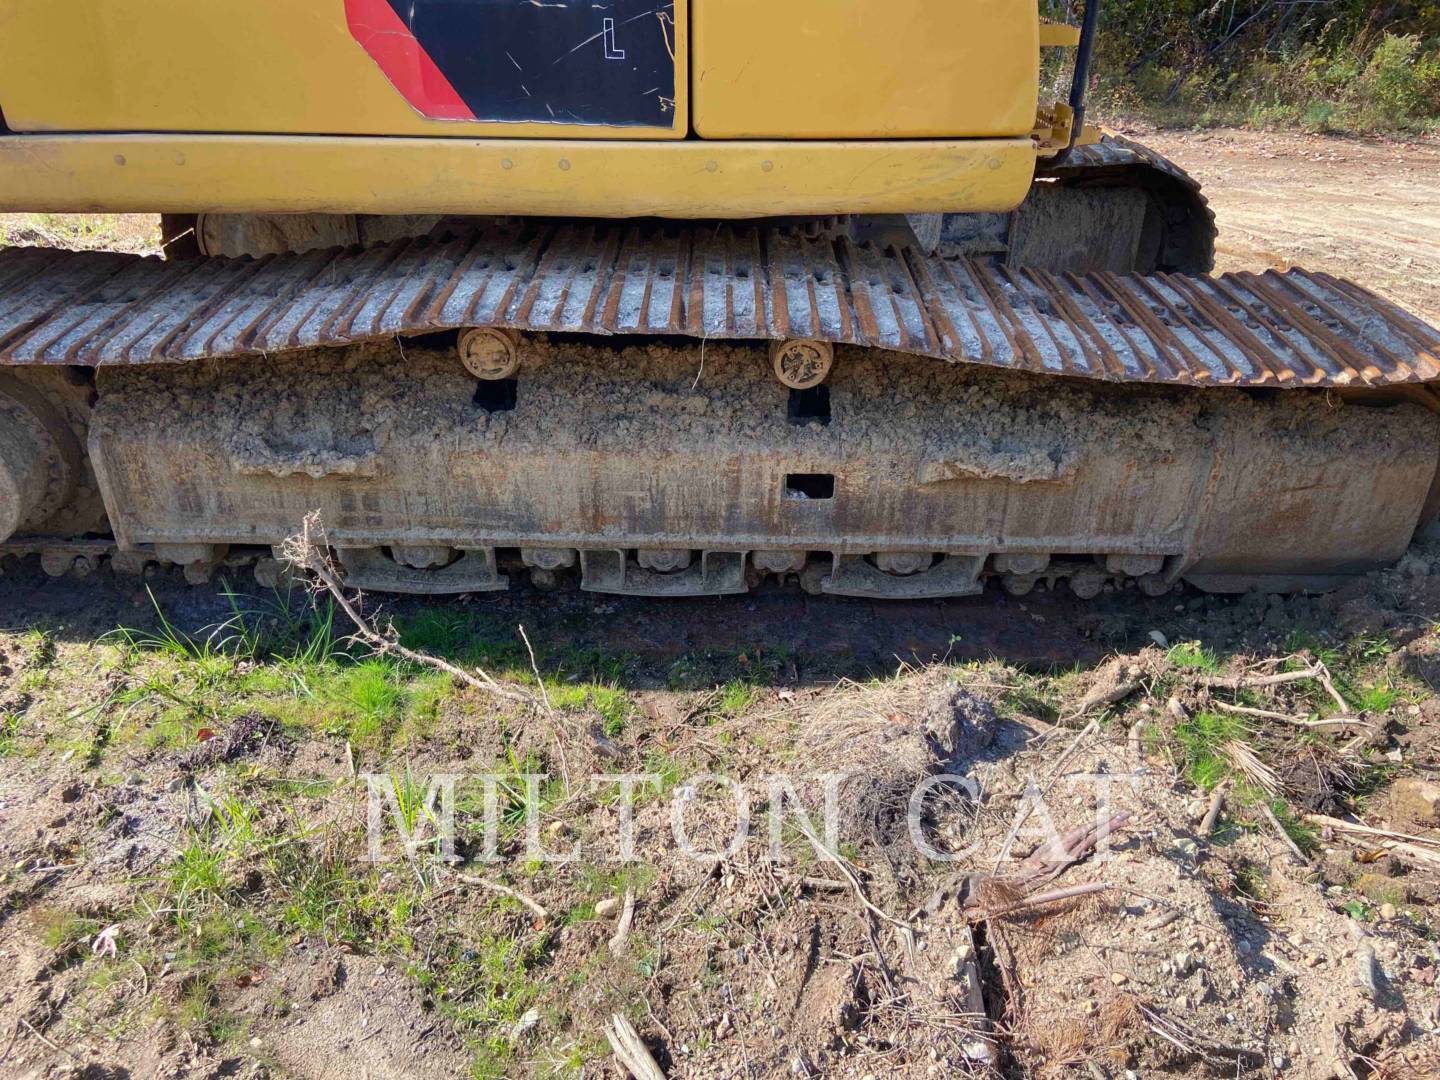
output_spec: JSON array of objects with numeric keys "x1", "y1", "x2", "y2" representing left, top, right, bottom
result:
[{"x1": 1135, "y1": 126, "x2": 1440, "y2": 323}]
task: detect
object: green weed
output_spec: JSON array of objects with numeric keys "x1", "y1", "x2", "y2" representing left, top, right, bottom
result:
[
  {"x1": 1166, "y1": 641, "x2": 1220, "y2": 673},
  {"x1": 715, "y1": 679, "x2": 760, "y2": 718},
  {"x1": 1173, "y1": 710, "x2": 1248, "y2": 790}
]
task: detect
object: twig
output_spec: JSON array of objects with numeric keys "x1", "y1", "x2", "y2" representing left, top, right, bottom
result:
[
  {"x1": 605, "y1": 1014, "x2": 666, "y2": 1080},
  {"x1": 455, "y1": 873, "x2": 550, "y2": 922},
  {"x1": 1303, "y1": 813, "x2": 1440, "y2": 850},
  {"x1": 1261, "y1": 803, "x2": 1307, "y2": 863},
  {"x1": 1199, "y1": 783, "x2": 1228, "y2": 836},
  {"x1": 0, "y1": 1021, "x2": 18, "y2": 1067},
  {"x1": 518, "y1": 624, "x2": 552, "y2": 713},
  {"x1": 18, "y1": 1017, "x2": 76, "y2": 1060},
  {"x1": 609, "y1": 888, "x2": 636, "y2": 956},
  {"x1": 1198, "y1": 664, "x2": 1324, "y2": 692},
  {"x1": 282, "y1": 513, "x2": 532, "y2": 705},
  {"x1": 791, "y1": 813, "x2": 909, "y2": 930},
  {"x1": 1212, "y1": 701, "x2": 1370, "y2": 728},
  {"x1": 970, "y1": 881, "x2": 1110, "y2": 920},
  {"x1": 518, "y1": 623, "x2": 569, "y2": 791}
]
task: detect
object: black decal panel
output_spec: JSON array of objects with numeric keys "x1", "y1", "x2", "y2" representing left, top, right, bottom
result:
[{"x1": 381, "y1": 0, "x2": 677, "y2": 126}]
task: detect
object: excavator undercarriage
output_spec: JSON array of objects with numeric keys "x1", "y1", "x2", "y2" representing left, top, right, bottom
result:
[{"x1": 2, "y1": 141, "x2": 1439, "y2": 600}]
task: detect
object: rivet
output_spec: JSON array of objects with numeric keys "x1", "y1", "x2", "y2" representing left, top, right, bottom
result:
[
  {"x1": 761, "y1": 160, "x2": 774, "y2": 173},
  {"x1": 706, "y1": 160, "x2": 718, "y2": 173},
  {"x1": 558, "y1": 158, "x2": 571, "y2": 171},
  {"x1": 501, "y1": 158, "x2": 514, "y2": 170},
  {"x1": 113, "y1": 154, "x2": 127, "y2": 167}
]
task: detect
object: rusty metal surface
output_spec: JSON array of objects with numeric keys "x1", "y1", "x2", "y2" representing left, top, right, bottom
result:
[{"x1": 1, "y1": 219, "x2": 1437, "y2": 387}]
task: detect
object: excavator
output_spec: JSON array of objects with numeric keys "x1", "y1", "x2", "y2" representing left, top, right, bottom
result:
[{"x1": 1, "y1": 0, "x2": 1438, "y2": 600}]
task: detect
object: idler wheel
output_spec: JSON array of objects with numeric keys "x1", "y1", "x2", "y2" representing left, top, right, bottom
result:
[{"x1": 0, "y1": 378, "x2": 76, "y2": 544}]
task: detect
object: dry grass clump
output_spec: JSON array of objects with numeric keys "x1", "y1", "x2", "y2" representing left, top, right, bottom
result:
[
  {"x1": 797, "y1": 670, "x2": 997, "y2": 862},
  {"x1": 0, "y1": 213, "x2": 162, "y2": 255}
]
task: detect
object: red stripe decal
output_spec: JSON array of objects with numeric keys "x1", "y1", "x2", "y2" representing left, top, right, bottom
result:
[{"x1": 345, "y1": 0, "x2": 477, "y2": 121}]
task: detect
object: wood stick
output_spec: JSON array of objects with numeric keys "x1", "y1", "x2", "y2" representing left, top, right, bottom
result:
[
  {"x1": 605, "y1": 1014, "x2": 666, "y2": 1080},
  {"x1": 1212, "y1": 701, "x2": 1369, "y2": 728},
  {"x1": 971, "y1": 881, "x2": 1110, "y2": 920},
  {"x1": 1261, "y1": 803, "x2": 1307, "y2": 863},
  {"x1": 1199, "y1": 783, "x2": 1228, "y2": 836},
  {"x1": 609, "y1": 888, "x2": 636, "y2": 956},
  {"x1": 1303, "y1": 813, "x2": 1440, "y2": 850},
  {"x1": 455, "y1": 873, "x2": 550, "y2": 921},
  {"x1": 1198, "y1": 665, "x2": 1325, "y2": 691}
]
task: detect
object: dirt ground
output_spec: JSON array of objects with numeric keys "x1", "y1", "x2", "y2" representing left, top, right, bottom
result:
[
  {"x1": 1133, "y1": 126, "x2": 1440, "y2": 324},
  {"x1": 2, "y1": 127, "x2": 1440, "y2": 1080},
  {"x1": 3, "y1": 543, "x2": 1440, "y2": 1080}
]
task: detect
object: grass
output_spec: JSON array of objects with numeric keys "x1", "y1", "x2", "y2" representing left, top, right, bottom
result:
[
  {"x1": 548, "y1": 682, "x2": 631, "y2": 737},
  {"x1": 0, "y1": 712, "x2": 19, "y2": 757},
  {"x1": 1173, "y1": 710, "x2": 1249, "y2": 791},
  {"x1": 1166, "y1": 640, "x2": 1220, "y2": 674},
  {"x1": 6, "y1": 569, "x2": 1431, "y2": 1074},
  {"x1": 0, "y1": 213, "x2": 161, "y2": 254},
  {"x1": 715, "y1": 679, "x2": 761, "y2": 719}
]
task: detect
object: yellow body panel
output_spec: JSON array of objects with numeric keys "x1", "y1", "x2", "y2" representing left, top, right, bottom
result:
[
  {"x1": 1039, "y1": 21, "x2": 1083, "y2": 47},
  {"x1": 0, "y1": 0, "x2": 689, "y2": 139},
  {"x1": 691, "y1": 0, "x2": 1038, "y2": 138},
  {"x1": 0, "y1": 135, "x2": 1036, "y2": 217}
]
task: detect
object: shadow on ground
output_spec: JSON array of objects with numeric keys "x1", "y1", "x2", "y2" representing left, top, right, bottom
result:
[{"x1": 0, "y1": 556, "x2": 1257, "y2": 689}]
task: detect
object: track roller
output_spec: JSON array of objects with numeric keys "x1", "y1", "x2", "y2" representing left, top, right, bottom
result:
[
  {"x1": 770, "y1": 339, "x2": 833, "y2": 390},
  {"x1": 458, "y1": 327, "x2": 522, "y2": 381}
]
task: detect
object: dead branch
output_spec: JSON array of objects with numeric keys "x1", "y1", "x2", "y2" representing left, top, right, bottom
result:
[
  {"x1": 609, "y1": 888, "x2": 636, "y2": 956},
  {"x1": 970, "y1": 881, "x2": 1110, "y2": 920},
  {"x1": 1199, "y1": 783, "x2": 1228, "y2": 836},
  {"x1": 1303, "y1": 813, "x2": 1440, "y2": 850},
  {"x1": 455, "y1": 873, "x2": 550, "y2": 922},
  {"x1": 518, "y1": 623, "x2": 552, "y2": 713},
  {"x1": 605, "y1": 1014, "x2": 666, "y2": 1080},
  {"x1": 1018, "y1": 811, "x2": 1132, "y2": 885},
  {"x1": 1261, "y1": 803, "x2": 1307, "y2": 864},
  {"x1": 1212, "y1": 701, "x2": 1370, "y2": 728},
  {"x1": 791, "y1": 812, "x2": 910, "y2": 931},
  {"x1": 281, "y1": 512, "x2": 533, "y2": 705},
  {"x1": 1128, "y1": 717, "x2": 1145, "y2": 765},
  {"x1": 1197, "y1": 663, "x2": 1325, "y2": 692}
]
